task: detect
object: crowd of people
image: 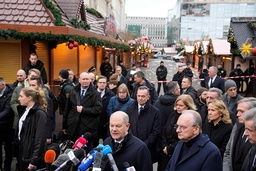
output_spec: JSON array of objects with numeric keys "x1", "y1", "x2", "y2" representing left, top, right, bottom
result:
[{"x1": 0, "y1": 53, "x2": 256, "y2": 171}]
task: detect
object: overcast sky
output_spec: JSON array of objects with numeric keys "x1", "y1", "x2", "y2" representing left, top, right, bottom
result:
[{"x1": 125, "y1": 0, "x2": 175, "y2": 17}]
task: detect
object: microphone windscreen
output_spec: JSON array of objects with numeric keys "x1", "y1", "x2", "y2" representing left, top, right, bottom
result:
[
  {"x1": 83, "y1": 132, "x2": 92, "y2": 140},
  {"x1": 51, "y1": 154, "x2": 69, "y2": 168},
  {"x1": 64, "y1": 148, "x2": 73, "y2": 154},
  {"x1": 73, "y1": 148, "x2": 85, "y2": 159},
  {"x1": 44, "y1": 150, "x2": 56, "y2": 164},
  {"x1": 74, "y1": 137, "x2": 87, "y2": 149},
  {"x1": 93, "y1": 151, "x2": 103, "y2": 168}
]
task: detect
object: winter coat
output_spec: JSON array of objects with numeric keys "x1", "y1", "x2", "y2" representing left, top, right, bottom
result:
[
  {"x1": 100, "y1": 62, "x2": 113, "y2": 78},
  {"x1": 154, "y1": 93, "x2": 178, "y2": 131},
  {"x1": 199, "y1": 69, "x2": 209, "y2": 87},
  {"x1": 10, "y1": 83, "x2": 25, "y2": 129},
  {"x1": 126, "y1": 101, "x2": 161, "y2": 163},
  {"x1": 0, "y1": 84, "x2": 14, "y2": 128},
  {"x1": 217, "y1": 68, "x2": 227, "y2": 78},
  {"x1": 222, "y1": 94, "x2": 244, "y2": 124},
  {"x1": 202, "y1": 120, "x2": 233, "y2": 156},
  {"x1": 63, "y1": 83, "x2": 102, "y2": 138},
  {"x1": 156, "y1": 66, "x2": 168, "y2": 80},
  {"x1": 181, "y1": 86, "x2": 198, "y2": 103},
  {"x1": 98, "y1": 88, "x2": 115, "y2": 139},
  {"x1": 58, "y1": 79, "x2": 74, "y2": 115},
  {"x1": 103, "y1": 132, "x2": 152, "y2": 171},
  {"x1": 165, "y1": 134, "x2": 223, "y2": 171},
  {"x1": 24, "y1": 60, "x2": 48, "y2": 84},
  {"x1": 107, "y1": 96, "x2": 134, "y2": 116},
  {"x1": 172, "y1": 72, "x2": 184, "y2": 87},
  {"x1": 183, "y1": 68, "x2": 193, "y2": 78},
  {"x1": 204, "y1": 76, "x2": 225, "y2": 93},
  {"x1": 17, "y1": 104, "x2": 47, "y2": 166},
  {"x1": 223, "y1": 123, "x2": 252, "y2": 171}
]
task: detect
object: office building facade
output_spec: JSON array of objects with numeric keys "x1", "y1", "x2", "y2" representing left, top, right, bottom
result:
[
  {"x1": 167, "y1": 0, "x2": 256, "y2": 44},
  {"x1": 126, "y1": 16, "x2": 168, "y2": 48}
]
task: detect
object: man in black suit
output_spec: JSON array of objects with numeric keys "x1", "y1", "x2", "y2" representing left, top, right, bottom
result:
[{"x1": 204, "y1": 66, "x2": 225, "y2": 93}]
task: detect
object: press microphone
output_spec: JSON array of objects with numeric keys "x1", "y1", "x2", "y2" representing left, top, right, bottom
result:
[
  {"x1": 51, "y1": 154, "x2": 69, "y2": 170},
  {"x1": 73, "y1": 132, "x2": 92, "y2": 149},
  {"x1": 103, "y1": 145, "x2": 118, "y2": 171},
  {"x1": 44, "y1": 150, "x2": 56, "y2": 171},
  {"x1": 55, "y1": 148, "x2": 85, "y2": 171},
  {"x1": 51, "y1": 149, "x2": 72, "y2": 170},
  {"x1": 78, "y1": 144, "x2": 104, "y2": 171},
  {"x1": 92, "y1": 149, "x2": 103, "y2": 171},
  {"x1": 123, "y1": 162, "x2": 136, "y2": 171}
]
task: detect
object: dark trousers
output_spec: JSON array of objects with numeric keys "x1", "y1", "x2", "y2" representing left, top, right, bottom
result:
[
  {"x1": 0, "y1": 128, "x2": 14, "y2": 171},
  {"x1": 157, "y1": 80, "x2": 167, "y2": 95}
]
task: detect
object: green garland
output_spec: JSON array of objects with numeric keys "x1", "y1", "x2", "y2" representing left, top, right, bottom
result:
[
  {"x1": 248, "y1": 22, "x2": 256, "y2": 31},
  {"x1": 0, "y1": 29, "x2": 130, "y2": 51},
  {"x1": 70, "y1": 18, "x2": 91, "y2": 30},
  {"x1": 43, "y1": 0, "x2": 66, "y2": 26},
  {"x1": 86, "y1": 8, "x2": 104, "y2": 18}
]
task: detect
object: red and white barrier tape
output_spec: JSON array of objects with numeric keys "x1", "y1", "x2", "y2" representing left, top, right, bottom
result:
[{"x1": 151, "y1": 75, "x2": 256, "y2": 83}]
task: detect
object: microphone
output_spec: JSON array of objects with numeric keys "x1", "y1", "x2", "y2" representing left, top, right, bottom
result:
[
  {"x1": 51, "y1": 149, "x2": 72, "y2": 170},
  {"x1": 44, "y1": 150, "x2": 56, "y2": 171},
  {"x1": 51, "y1": 154, "x2": 69, "y2": 170},
  {"x1": 55, "y1": 148, "x2": 85, "y2": 171},
  {"x1": 73, "y1": 132, "x2": 92, "y2": 149},
  {"x1": 92, "y1": 149, "x2": 103, "y2": 171},
  {"x1": 103, "y1": 145, "x2": 119, "y2": 171},
  {"x1": 78, "y1": 144, "x2": 104, "y2": 171},
  {"x1": 123, "y1": 162, "x2": 136, "y2": 171}
]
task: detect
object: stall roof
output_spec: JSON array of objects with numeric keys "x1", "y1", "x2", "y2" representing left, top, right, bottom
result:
[
  {"x1": 184, "y1": 45, "x2": 194, "y2": 53},
  {"x1": 212, "y1": 40, "x2": 231, "y2": 55},
  {"x1": 163, "y1": 47, "x2": 177, "y2": 54}
]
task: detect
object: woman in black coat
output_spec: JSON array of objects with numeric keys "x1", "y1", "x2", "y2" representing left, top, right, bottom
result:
[
  {"x1": 202, "y1": 100, "x2": 233, "y2": 157},
  {"x1": 17, "y1": 87, "x2": 47, "y2": 171},
  {"x1": 157, "y1": 94, "x2": 196, "y2": 171}
]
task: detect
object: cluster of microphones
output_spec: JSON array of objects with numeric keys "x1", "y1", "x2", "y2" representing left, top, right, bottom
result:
[{"x1": 42, "y1": 132, "x2": 136, "y2": 171}]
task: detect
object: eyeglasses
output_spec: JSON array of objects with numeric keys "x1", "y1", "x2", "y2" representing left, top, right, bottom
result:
[{"x1": 174, "y1": 124, "x2": 187, "y2": 131}]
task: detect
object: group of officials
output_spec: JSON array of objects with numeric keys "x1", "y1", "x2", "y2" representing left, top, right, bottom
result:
[{"x1": 1, "y1": 54, "x2": 256, "y2": 171}]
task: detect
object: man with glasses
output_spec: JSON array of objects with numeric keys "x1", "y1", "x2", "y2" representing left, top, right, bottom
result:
[
  {"x1": 165, "y1": 110, "x2": 222, "y2": 171},
  {"x1": 222, "y1": 79, "x2": 244, "y2": 122}
]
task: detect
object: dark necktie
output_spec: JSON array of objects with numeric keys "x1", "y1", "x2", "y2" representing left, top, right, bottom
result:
[
  {"x1": 114, "y1": 142, "x2": 122, "y2": 152},
  {"x1": 209, "y1": 78, "x2": 213, "y2": 87},
  {"x1": 80, "y1": 89, "x2": 85, "y2": 101},
  {"x1": 138, "y1": 106, "x2": 143, "y2": 115}
]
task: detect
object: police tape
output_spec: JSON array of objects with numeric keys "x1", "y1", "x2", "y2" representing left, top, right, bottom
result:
[{"x1": 151, "y1": 74, "x2": 256, "y2": 83}]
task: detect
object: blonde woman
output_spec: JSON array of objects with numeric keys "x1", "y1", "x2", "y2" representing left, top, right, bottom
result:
[
  {"x1": 158, "y1": 94, "x2": 196, "y2": 171},
  {"x1": 202, "y1": 100, "x2": 233, "y2": 156}
]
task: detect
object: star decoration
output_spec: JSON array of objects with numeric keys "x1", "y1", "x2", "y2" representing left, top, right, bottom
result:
[{"x1": 240, "y1": 43, "x2": 252, "y2": 56}]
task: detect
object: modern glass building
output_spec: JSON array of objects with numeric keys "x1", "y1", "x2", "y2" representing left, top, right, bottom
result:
[{"x1": 167, "y1": 0, "x2": 256, "y2": 45}]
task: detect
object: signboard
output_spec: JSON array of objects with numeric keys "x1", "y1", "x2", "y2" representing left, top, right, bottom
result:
[
  {"x1": 105, "y1": 12, "x2": 117, "y2": 38},
  {"x1": 127, "y1": 25, "x2": 141, "y2": 38}
]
